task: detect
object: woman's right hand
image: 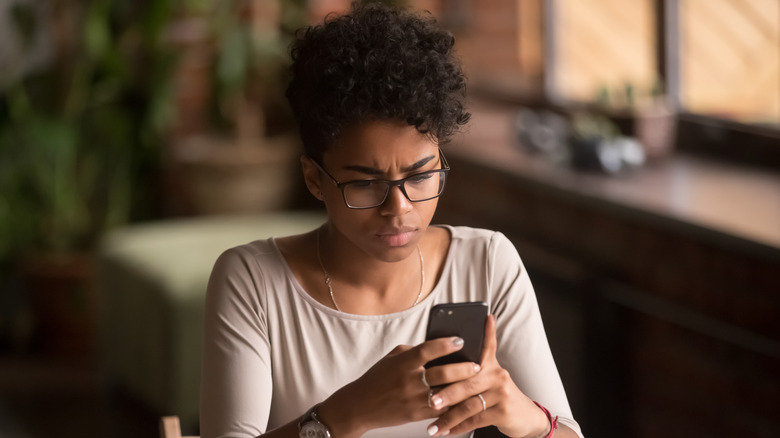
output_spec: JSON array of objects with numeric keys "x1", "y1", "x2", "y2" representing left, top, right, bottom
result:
[{"x1": 318, "y1": 336, "x2": 482, "y2": 438}]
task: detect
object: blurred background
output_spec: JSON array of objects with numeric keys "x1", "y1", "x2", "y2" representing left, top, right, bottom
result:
[{"x1": 0, "y1": 0, "x2": 778, "y2": 437}]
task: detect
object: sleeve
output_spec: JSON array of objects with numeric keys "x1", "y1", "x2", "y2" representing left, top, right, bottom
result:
[
  {"x1": 200, "y1": 246, "x2": 273, "y2": 438},
  {"x1": 487, "y1": 232, "x2": 585, "y2": 438}
]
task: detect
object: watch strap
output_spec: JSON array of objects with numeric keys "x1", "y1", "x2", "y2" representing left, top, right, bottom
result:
[{"x1": 298, "y1": 403, "x2": 333, "y2": 437}]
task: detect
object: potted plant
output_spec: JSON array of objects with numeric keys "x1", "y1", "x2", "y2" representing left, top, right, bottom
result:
[
  {"x1": 0, "y1": 0, "x2": 178, "y2": 354},
  {"x1": 567, "y1": 111, "x2": 646, "y2": 174},
  {"x1": 596, "y1": 81, "x2": 678, "y2": 161},
  {"x1": 167, "y1": 0, "x2": 307, "y2": 214}
]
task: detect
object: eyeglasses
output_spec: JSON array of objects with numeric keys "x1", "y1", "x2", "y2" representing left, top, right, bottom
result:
[{"x1": 311, "y1": 149, "x2": 450, "y2": 209}]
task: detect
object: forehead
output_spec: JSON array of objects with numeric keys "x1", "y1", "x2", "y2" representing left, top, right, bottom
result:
[{"x1": 325, "y1": 119, "x2": 438, "y2": 165}]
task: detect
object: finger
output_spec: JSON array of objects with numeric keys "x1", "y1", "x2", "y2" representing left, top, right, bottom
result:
[
  {"x1": 424, "y1": 361, "x2": 481, "y2": 387},
  {"x1": 427, "y1": 370, "x2": 489, "y2": 411},
  {"x1": 445, "y1": 394, "x2": 493, "y2": 436},
  {"x1": 428, "y1": 392, "x2": 494, "y2": 436},
  {"x1": 480, "y1": 314, "x2": 497, "y2": 365},
  {"x1": 388, "y1": 344, "x2": 413, "y2": 356},
  {"x1": 444, "y1": 408, "x2": 492, "y2": 437},
  {"x1": 407, "y1": 336, "x2": 464, "y2": 367}
]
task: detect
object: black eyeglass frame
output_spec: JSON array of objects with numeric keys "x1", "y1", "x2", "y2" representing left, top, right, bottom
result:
[{"x1": 311, "y1": 149, "x2": 450, "y2": 209}]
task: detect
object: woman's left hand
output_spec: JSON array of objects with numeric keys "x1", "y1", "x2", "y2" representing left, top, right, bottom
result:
[{"x1": 423, "y1": 315, "x2": 550, "y2": 438}]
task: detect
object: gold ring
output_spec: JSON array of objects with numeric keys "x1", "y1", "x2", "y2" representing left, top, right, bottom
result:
[{"x1": 477, "y1": 393, "x2": 486, "y2": 412}]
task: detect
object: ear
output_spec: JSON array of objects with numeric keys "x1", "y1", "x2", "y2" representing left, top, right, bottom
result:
[{"x1": 300, "y1": 155, "x2": 324, "y2": 201}]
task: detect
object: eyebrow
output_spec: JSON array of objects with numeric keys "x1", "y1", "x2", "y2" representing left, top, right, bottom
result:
[{"x1": 343, "y1": 154, "x2": 437, "y2": 176}]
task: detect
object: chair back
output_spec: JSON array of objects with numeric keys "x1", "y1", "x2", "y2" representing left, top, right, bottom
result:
[{"x1": 160, "y1": 416, "x2": 199, "y2": 438}]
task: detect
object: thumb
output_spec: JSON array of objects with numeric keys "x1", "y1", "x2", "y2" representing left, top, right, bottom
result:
[
  {"x1": 388, "y1": 344, "x2": 413, "y2": 357},
  {"x1": 480, "y1": 314, "x2": 497, "y2": 365}
]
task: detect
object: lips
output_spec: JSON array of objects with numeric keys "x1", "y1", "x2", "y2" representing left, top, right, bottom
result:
[{"x1": 376, "y1": 227, "x2": 417, "y2": 247}]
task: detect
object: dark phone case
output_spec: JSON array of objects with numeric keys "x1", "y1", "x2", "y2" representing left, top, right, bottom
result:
[{"x1": 424, "y1": 302, "x2": 488, "y2": 368}]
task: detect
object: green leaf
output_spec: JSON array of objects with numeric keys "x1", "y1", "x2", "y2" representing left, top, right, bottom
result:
[
  {"x1": 84, "y1": 0, "x2": 111, "y2": 60},
  {"x1": 217, "y1": 26, "x2": 250, "y2": 93}
]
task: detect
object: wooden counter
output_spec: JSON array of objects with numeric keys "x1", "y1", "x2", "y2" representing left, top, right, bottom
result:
[{"x1": 434, "y1": 102, "x2": 780, "y2": 438}]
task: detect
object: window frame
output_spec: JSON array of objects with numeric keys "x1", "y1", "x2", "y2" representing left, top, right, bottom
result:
[{"x1": 539, "y1": 0, "x2": 780, "y2": 170}]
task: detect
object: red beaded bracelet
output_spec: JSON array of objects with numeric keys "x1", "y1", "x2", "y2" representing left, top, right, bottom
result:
[{"x1": 533, "y1": 401, "x2": 559, "y2": 438}]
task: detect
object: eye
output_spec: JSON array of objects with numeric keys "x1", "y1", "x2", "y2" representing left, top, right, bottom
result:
[
  {"x1": 349, "y1": 180, "x2": 379, "y2": 189},
  {"x1": 408, "y1": 172, "x2": 434, "y2": 183}
]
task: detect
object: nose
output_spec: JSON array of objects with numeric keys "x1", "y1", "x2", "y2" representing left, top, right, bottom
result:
[{"x1": 378, "y1": 185, "x2": 413, "y2": 216}]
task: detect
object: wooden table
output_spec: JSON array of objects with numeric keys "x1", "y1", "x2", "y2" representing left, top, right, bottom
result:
[{"x1": 435, "y1": 101, "x2": 780, "y2": 438}]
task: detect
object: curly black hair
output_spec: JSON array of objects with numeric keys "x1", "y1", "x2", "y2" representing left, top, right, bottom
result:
[{"x1": 285, "y1": 2, "x2": 470, "y2": 162}]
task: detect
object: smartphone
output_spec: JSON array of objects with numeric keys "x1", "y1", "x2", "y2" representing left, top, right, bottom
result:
[{"x1": 424, "y1": 301, "x2": 488, "y2": 368}]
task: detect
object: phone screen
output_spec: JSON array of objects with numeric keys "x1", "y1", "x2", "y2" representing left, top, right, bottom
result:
[{"x1": 424, "y1": 302, "x2": 488, "y2": 368}]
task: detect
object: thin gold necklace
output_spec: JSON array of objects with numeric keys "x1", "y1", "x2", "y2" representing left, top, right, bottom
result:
[{"x1": 316, "y1": 228, "x2": 425, "y2": 312}]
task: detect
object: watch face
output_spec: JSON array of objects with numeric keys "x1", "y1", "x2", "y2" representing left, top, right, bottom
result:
[{"x1": 300, "y1": 421, "x2": 331, "y2": 438}]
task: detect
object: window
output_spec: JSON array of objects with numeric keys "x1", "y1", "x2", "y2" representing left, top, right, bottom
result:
[
  {"x1": 548, "y1": 0, "x2": 780, "y2": 127},
  {"x1": 549, "y1": 0, "x2": 659, "y2": 108},
  {"x1": 678, "y1": 0, "x2": 779, "y2": 126}
]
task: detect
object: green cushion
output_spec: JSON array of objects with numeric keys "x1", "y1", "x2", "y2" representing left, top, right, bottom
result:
[{"x1": 97, "y1": 212, "x2": 325, "y2": 424}]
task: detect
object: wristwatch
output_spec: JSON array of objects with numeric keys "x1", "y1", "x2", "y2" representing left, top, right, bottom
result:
[{"x1": 298, "y1": 403, "x2": 333, "y2": 438}]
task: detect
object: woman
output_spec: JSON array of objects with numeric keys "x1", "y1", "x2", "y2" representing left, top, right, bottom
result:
[{"x1": 200, "y1": 3, "x2": 584, "y2": 438}]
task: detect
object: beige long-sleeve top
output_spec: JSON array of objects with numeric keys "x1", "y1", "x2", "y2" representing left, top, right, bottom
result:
[{"x1": 200, "y1": 225, "x2": 584, "y2": 438}]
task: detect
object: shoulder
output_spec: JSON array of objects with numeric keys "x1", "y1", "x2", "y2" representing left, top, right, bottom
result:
[
  {"x1": 442, "y1": 225, "x2": 516, "y2": 255},
  {"x1": 440, "y1": 225, "x2": 523, "y2": 280},
  {"x1": 216, "y1": 238, "x2": 277, "y2": 262},
  {"x1": 206, "y1": 239, "x2": 288, "y2": 316},
  {"x1": 211, "y1": 238, "x2": 282, "y2": 280}
]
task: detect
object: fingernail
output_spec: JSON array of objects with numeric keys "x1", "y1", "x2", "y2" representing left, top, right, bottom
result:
[
  {"x1": 473, "y1": 363, "x2": 481, "y2": 373},
  {"x1": 427, "y1": 424, "x2": 438, "y2": 436},
  {"x1": 452, "y1": 337, "x2": 464, "y2": 347},
  {"x1": 432, "y1": 395, "x2": 443, "y2": 408}
]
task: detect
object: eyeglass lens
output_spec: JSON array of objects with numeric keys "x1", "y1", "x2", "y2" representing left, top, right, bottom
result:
[{"x1": 343, "y1": 170, "x2": 446, "y2": 208}]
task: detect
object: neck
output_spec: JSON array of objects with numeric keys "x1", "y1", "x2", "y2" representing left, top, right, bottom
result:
[{"x1": 316, "y1": 226, "x2": 425, "y2": 314}]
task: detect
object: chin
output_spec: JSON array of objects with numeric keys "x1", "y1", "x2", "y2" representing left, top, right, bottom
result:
[{"x1": 372, "y1": 237, "x2": 421, "y2": 263}]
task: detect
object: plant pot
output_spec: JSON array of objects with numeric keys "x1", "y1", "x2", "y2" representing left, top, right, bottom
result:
[
  {"x1": 611, "y1": 105, "x2": 677, "y2": 161},
  {"x1": 173, "y1": 134, "x2": 300, "y2": 214},
  {"x1": 18, "y1": 252, "x2": 96, "y2": 356}
]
